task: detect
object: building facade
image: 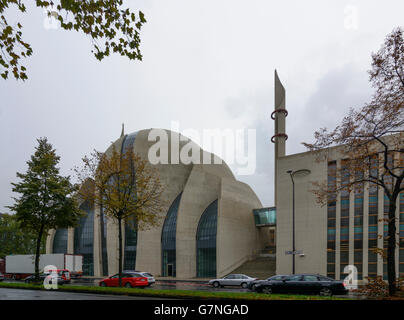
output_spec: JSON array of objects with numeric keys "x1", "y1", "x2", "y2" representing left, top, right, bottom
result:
[
  {"x1": 46, "y1": 129, "x2": 270, "y2": 278},
  {"x1": 272, "y1": 72, "x2": 404, "y2": 282}
]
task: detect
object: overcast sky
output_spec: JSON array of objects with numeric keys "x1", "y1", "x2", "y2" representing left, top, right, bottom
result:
[{"x1": 1, "y1": 0, "x2": 403, "y2": 210}]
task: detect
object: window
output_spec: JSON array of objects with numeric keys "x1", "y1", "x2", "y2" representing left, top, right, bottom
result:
[
  {"x1": 125, "y1": 273, "x2": 141, "y2": 278},
  {"x1": 124, "y1": 218, "x2": 137, "y2": 271},
  {"x1": 120, "y1": 132, "x2": 139, "y2": 272},
  {"x1": 196, "y1": 200, "x2": 218, "y2": 278},
  {"x1": 285, "y1": 275, "x2": 302, "y2": 281},
  {"x1": 161, "y1": 193, "x2": 182, "y2": 277},
  {"x1": 327, "y1": 161, "x2": 337, "y2": 279},
  {"x1": 100, "y1": 206, "x2": 108, "y2": 276},
  {"x1": 52, "y1": 229, "x2": 68, "y2": 254},
  {"x1": 319, "y1": 276, "x2": 332, "y2": 281},
  {"x1": 303, "y1": 275, "x2": 319, "y2": 281},
  {"x1": 253, "y1": 207, "x2": 276, "y2": 225},
  {"x1": 74, "y1": 201, "x2": 94, "y2": 276}
]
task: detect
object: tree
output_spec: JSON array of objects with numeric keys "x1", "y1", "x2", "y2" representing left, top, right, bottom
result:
[
  {"x1": 0, "y1": 213, "x2": 46, "y2": 258},
  {"x1": 0, "y1": 0, "x2": 146, "y2": 80},
  {"x1": 8, "y1": 137, "x2": 82, "y2": 281},
  {"x1": 303, "y1": 27, "x2": 404, "y2": 296},
  {"x1": 75, "y1": 145, "x2": 165, "y2": 287}
]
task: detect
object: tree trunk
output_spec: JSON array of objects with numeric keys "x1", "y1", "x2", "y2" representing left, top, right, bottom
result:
[
  {"x1": 34, "y1": 224, "x2": 44, "y2": 282},
  {"x1": 118, "y1": 216, "x2": 123, "y2": 287},
  {"x1": 387, "y1": 198, "x2": 397, "y2": 296}
]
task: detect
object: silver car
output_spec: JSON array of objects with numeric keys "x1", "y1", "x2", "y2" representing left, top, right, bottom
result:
[
  {"x1": 123, "y1": 270, "x2": 155, "y2": 286},
  {"x1": 137, "y1": 272, "x2": 155, "y2": 286},
  {"x1": 209, "y1": 274, "x2": 257, "y2": 289}
]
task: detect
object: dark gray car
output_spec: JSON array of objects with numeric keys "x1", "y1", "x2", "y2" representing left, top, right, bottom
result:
[
  {"x1": 209, "y1": 274, "x2": 257, "y2": 289},
  {"x1": 253, "y1": 274, "x2": 348, "y2": 296},
  {"x1": 24, "y1": 274, "x2": 65, "y2": 285}
]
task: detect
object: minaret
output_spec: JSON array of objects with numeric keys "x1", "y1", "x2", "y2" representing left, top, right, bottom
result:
[
  {"x1": 271, "y1": 70, "x2": 288, "y2": 206},
  {"x1": 120, "y1": 123, "x2": 125, "y2": 138}
]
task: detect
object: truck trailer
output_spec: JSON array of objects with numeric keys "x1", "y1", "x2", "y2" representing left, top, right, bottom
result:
[{"x1": 5, "y1": 254, "x2": 83, "y2": 280}]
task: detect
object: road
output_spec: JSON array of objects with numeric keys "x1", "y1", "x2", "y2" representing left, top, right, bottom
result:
[
  {"x1": 0, "y1": 287, "x2": 170, "y2": 300},
  {"x1": 67, "y1": 279, "x2": 246, "y2": 293},
  {"x1": 1, "y1": 279, "x2": 359, "y2": 299}
]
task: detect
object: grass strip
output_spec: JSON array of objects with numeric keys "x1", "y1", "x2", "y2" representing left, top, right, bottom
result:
[{"x1": 0, "y1": 282, "x2": 347, "y2": 300}]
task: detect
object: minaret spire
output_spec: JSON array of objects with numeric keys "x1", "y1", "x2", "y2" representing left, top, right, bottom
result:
[{"x1": 271, "y1": 70, "x2": 288, "y2": 207}]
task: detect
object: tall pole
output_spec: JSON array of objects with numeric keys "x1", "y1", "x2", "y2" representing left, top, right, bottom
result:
[
  {"x1": 288, "y1": 170, "x2": 295, "y2": 274},
  {"x1": 292, "y1": 173, "x2": 295, "y2": 274}
]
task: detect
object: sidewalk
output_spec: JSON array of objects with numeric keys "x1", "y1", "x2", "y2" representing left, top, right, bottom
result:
[{"x1": 155, "y1": 277, "x2": 210, "y2": 284}]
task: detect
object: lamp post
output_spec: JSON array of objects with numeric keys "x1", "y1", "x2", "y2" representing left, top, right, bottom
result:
[{"x1": 286, "y1": 169, "x2": 311, "y2": 275}]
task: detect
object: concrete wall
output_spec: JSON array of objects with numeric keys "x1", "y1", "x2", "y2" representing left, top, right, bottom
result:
[
  {"x1": 276, "y1": 151, "x2": 327, "y2": 275},
  {"x1": 176, "y1": 165, "x2": 221, "y2": 278},
  {"x1": 217, "y1": 177, "x2": 263, "y2": 277},
  {"x1": 47, "y1": 128, "x2": 264, "y2": 278},
  {"x1": 134, "y1": 129, "x2": 193, "y2": 277}
]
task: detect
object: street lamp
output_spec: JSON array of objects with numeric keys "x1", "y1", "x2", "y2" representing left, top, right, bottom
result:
[{"x1": 286, "y1": 169, "x2": 311, "y2": 274}]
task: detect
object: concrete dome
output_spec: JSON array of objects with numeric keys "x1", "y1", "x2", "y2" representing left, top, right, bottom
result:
[{"x1": 48, "y1": 128, "x2": 267, "y2": 279}]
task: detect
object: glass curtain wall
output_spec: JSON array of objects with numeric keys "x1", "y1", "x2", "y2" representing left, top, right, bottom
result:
[
  {"x1": 121, "y1": 132, "x2": 138, "y2": 272},
  {"x1": 383, "y1": 153, "x2": 393, "y2": 280},
  {"x1": 100, "y1": 206, "x2": 108, "y2": 276},
  {"x1": 340, "y1": 160, "x2": 350, "y2": 278},
  {"x1": 52, "y1": 229, "x2": 68, "y2": 253},
  {"x1": 196, "y1": 200, "x2": 218, "y2": 278},
  {"x1": 400, "y1": 193, "x2": 404, "y2": 278},
  {"x1": 354, "y1": 176, "x2": 364, "y2": 280},
  {"x1": 368, "y1": 155, "x2": 378, "y2": 278},
  {"x1": 124, "y1": 218, "x2": 137, "y2": 270},
  {"x1": 74, "y1": 201, "x2": 94, "y2": 276},
  {"x1": 161, "y1": 193, "x2": 182, "y2": 277},
  {"x1": 327, "y1": 161, "x2": 337, "y2": 279}
]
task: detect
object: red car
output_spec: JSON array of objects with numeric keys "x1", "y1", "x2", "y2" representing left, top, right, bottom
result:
[
  {"x1": 99, "y1": 272, "x2": 148, "y2": 288},
  {"x1": 45, "y1": 269, "x2": 71, "y2": 283}
]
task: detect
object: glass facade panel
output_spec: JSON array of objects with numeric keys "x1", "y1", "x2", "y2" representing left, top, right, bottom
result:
[
  {"x1": 52, "y1": 229, "x2": 68, "y2": 253},
  {"x1": 100, "y1": 206, "x2": 108, "y2": 276},
  {"x1": 120, "y1": 131, "x2": 139, "y2": 272},
  {"x1": 124, "y1": 218, "x2": 137, "y2": 271},
  {"x1": 197, "y1": 200, "x2": 218, "y2": 278},
  {"x1": 368, "y1": 156, "x2": 378, "y2": 279},
  {"x1": 400, "y1": 192, "x2": 404, "y2": 278},
  {"x1": 354, "y1": 178, "x2": 363, "y2": 280},
  {"x1": 161, "y1": 193, "x2": 182, "y2": 277},
  {"x1": 327, "y1": 161, "x2": 336, "y2": 279},
  {"x1": 74, "y1": 201, "x2": 94, "y2": 276},
  {"x1": 340, "y1": 160, "x2": 349, "y2": 279},
  {"x1": 253, "y1": 207, "x2": 276, "y2": 226}
]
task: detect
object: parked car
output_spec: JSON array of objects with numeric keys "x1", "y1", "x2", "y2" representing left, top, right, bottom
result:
[
  {"x1": 248, "y1": 274, "x2": 288, "y2": 291},
  {"x1": 253, "y1": 274, "x2": 348, "y2": 296},
  {"x1": 44, "y1": 269, "x2": 71, "y2": 284},
  {"x1": 24, "y1": 273, "x2": 66, "y2": 285},
  {"x1": 99, "y1": 272, "x2": 148, "y2": 288},
  {"x1": 209, "y1": 274, "x2": 257, "y2": 289},
  {"x1": 123, "y1": 270, "x2": 155, "y2": 286},
  {"x1": 0, "y1": 272, "x2": 4, "y2": 282}
]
